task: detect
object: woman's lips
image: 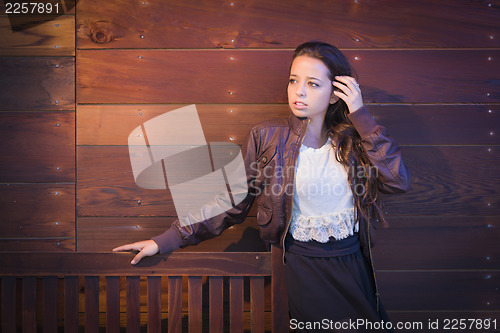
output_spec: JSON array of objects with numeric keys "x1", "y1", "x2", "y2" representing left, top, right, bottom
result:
[{"x1": 294, "y1": 101, "x2": 307, "y2": 110}]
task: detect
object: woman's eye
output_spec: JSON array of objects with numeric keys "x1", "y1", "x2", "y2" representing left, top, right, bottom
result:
[
  {"x1": 289, "y1": 79, "x2": 296, "y2": 84},
  {"x1": 308, "y1": 82, "x2": 319, "y2": 87}
]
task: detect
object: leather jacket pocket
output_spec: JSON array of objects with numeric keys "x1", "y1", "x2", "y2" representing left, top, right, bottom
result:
[
  {"x1": 257, "y1": 145, "x2": 277, "y2": 168},
  {"x1": 256, "y1": 205, "x2": 273, "y2": 226}
]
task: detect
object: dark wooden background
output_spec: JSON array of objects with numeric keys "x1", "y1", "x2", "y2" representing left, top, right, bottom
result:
[{"x1": 1, "y1": 0, "x2": 499, "y2": 328}]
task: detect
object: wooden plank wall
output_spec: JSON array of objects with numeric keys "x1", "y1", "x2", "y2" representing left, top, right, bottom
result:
[
  {"x1": 1, "y1": 0, "x2": 499, "y2": 329},
  {"x1": 0, "y1": 1, "x2": 76, "y2": 251}
]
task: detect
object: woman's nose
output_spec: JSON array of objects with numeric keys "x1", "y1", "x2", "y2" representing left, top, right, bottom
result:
[{"x1": 296, "y1": 84, "x2": 306, "y2": 96}]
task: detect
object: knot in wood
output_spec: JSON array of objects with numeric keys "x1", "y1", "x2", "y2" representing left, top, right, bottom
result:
[{"x1": 89, "y1": 21, "x2": 115, "y2": 44}]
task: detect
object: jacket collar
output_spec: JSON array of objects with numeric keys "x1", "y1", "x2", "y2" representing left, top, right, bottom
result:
[{"x1": 288, "y1": 111, "x2": 309, "y2": 136}]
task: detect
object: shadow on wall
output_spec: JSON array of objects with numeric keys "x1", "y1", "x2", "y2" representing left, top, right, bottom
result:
[{"x1": 366, "y1": 87, "x2": 498, "y2": 318}]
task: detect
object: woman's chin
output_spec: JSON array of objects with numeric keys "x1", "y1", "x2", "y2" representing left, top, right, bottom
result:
[{"x1": 290, "y1": 108, "x2": 308, "y2": 118}]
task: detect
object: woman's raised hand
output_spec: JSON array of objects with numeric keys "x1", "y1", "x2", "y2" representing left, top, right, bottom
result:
[
  {"x1": 113, "y1": 239, "x2": 159, "y2": 265},
  {"x1": 332, "y1": 76, "x2": 364, "y2": 113}
]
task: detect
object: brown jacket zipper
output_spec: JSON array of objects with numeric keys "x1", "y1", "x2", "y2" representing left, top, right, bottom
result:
[{"x1": 281, "y1": 118, "x2": 309, "y2": 264}]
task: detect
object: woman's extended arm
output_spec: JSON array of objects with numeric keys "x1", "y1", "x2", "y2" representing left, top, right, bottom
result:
[{"x1": 113, "y1": 129, "x2": 261, "y2": 264}]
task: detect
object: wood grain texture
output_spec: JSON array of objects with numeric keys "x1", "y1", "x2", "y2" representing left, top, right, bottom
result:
[
  {"x1": 0, "y1": 252, "x2": 271, "y2": 276},
  {"x1": 77, "y1": 146, "x2": 499, "y2": 216},
  {"x1": 77, "y1": 145, "x2": 176, "y2": 216},
  {"x1": 1, "y1": 277, "x2": 16, "y2": 333},
  {"x1": 64, "y1": 276, "x2": 79, "y2": 333},
  {"x1": 229, "y1": 276, "x2": 244, "y2": 333},
  {"x1": 84, "y1": 276, "x2": 99, "y2": 331},
  {"x1": 22, "y1": 277, "x2": 37, "y2": 333},
  {"x1": 126, "y1": 276, "x2": 141, "y2": 333},
  {"x1": 378, "y1": 271, "x2": 498, "y2": 311},
  {"x1": 0, "y1": 112, "x2": 75, "y2": 182},
  {"x1": 77, "y1": 104, "x2": 289, "y2": 146},
  {"x1": 209, "y1": 276, "x2": 224, "y2": 333},
  {"x1": 0, "y1": 57, "x2": 74, "y2": 110},
  {"x1": 168, "y1": 276, "x2": 183, "y2": 333},
  {"x1": 0, "y1": 239, "x2": 74, "y2": 251},
  {"x1": 369, "y1": 104, "x2": 500, "y2": 146},
  {"x1": 0, "y1": 15, "x2": 75, "y2": 56},
  {"x1": 0, "y1": 184, "x2": 75, "y2": 238},
  {"x1": 77, "y1": 49, "x2": 500, "y2": 104},
  {"x1": 188, "y1": 276, "x2": 203, "y2": 333},
  {"x1": 147, "y1": 276, "x2": 161, "y2": 332},
  {"x1": 250, "y1": 276, "x2": 265, "y2": 333},
  {"x1": 77, "y1": 216, "x2": 498, "y2": 270},
  {"x1": 76, "y1": 0, "x2": 500, "y2": 49},
  {"x1": 105, "y1": 276, "x2": 121, "y2": 332},
  {"x1": 391, "y1": 146, "x2": 500, "y2": 216},
  {"x1": 77, "y1": 104, "x2": 500, "y2": 146},
  {"x1": 42, "y1": 277, "x2": 58, "y2": 332}
]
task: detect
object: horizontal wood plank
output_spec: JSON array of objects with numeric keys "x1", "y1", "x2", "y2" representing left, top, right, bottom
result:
[
  {"x1": 77, "y1": 217, "x2": 266, "y2": 252},
  {"x1": 78, "y1": 216, "x2": 499, "y2": 270},
  {"x1": 389, "y1": 146, "x2": 500, "y2": 216},
  {"x1": 77, "y1": 145, "x2": 176, "y2": 216},
  {"x1": 370, "y1": 105, "x2": 500, "y2": 146},
  {"x1": 77, "y1": 146, "x2": 500, "y2": 216},
  {"x1": 378, "y1": 271, "x2": 499, "y2": 311},
  {"x1": 76, "y1": 0, "x2": 500, "y2": 49},
  {"x1": 0, "y1": 184, "x2": 75, "y2": 238},
  {"x1": 77, "y1": 49, "x2": 500, "y2": 104},
  {"x1": 0, "y1": 239, "x2": 74, "y2": 251},
  {"x1": 77, "y1": 104, "x2": 289, "y2": 146},
  {"x1": 0, "y1": 57, "x2": 75, "y2": 110},
  {"x1": 0, "y1": 252, "x2": 271, "y2": 276},
  {"x1": 0, "y1": 15, "x2": 75, "y2": 56},
  {"x1": 77, "y1": 104, "x2": 500, "y2": 146},
  {"x1": 0, "y1": 112, "x2": 75, "y2": 182},
  {"x1": 373, "y1": 216, "x2": 500, "y2": 270}
]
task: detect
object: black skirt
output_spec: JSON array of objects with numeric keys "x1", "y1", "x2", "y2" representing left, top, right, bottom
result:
[{"x1": 284, "y1": 233, "x2": 394, "y2": 333}]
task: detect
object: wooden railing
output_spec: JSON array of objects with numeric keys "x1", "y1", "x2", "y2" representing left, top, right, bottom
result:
[{"x1": 0, "y1": 246, "x2": 289, "y2": 332}]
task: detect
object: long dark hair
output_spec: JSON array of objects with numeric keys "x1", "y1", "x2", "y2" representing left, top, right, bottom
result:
[{"x1": 291, "y1": 41, "x2": 387, "y2": 227}]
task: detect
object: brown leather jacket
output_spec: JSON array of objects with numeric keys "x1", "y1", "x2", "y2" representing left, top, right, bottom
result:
[{"x1": 152, "y1": 105, "x2": 410, "y2": 262}]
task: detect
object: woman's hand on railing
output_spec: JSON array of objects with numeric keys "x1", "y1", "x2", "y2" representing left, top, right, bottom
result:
[{"x1": 113, "y1": 240, "x2": 159, "y2": 265}]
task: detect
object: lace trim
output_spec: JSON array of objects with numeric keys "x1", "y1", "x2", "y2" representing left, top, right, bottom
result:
[{"x1": 289, "y1": 207, "x2": 357, "y2": 243}]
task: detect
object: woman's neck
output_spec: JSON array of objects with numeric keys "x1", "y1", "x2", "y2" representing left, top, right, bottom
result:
[{"x1": 302, "y1": 118, "x2": 329, "y2": 149}]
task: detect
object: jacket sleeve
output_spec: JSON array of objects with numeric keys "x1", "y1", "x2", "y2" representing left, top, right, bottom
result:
[
  {"x1": 347, "y1": 105, "x2": 411, "y2": 194},
  {"x1": 152, "y1": 129, "x2": 260, "y2": 254}
]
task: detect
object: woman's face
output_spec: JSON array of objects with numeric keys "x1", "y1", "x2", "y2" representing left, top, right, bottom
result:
[{"x1": 287, "y1": 56, "x2": 338, "y2": 121}]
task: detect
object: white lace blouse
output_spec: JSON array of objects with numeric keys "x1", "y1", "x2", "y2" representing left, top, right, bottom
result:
[{"x1": 289, "y1": 137, "x2": 358, "y2": 243}]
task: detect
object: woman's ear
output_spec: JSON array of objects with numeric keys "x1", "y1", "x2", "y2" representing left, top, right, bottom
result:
[{"x1": 330, "y1": 93, "x2": 339, "y2": 104}]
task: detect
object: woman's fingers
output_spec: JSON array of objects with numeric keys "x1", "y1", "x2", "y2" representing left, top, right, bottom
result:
[
  {"x1": 333, "y1": 76, "x2": 363, "y2": 113},
  {"x1": 131, "y1": 241, "x2": 159, "y2": 264},
  {"x1": 112, "y1": 240, "x2": 159, "y2": 265},
  {"x1": 334, "y1": 75, "x2": 360, "y2": 91},
  {"x1": 112, "y1": 243, "x2": 138, "y2": 252},
  {"x1": 131, "y1": 251, "x2": 147, "y2": 265}
]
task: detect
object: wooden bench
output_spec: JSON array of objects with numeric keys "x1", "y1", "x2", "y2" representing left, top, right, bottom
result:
[{"x1": 0, "y1": 246, "x2": 288, "y2": 332}]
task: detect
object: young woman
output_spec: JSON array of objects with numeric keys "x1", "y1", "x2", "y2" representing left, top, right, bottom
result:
[{"x1": 114, "y1": 41, "x2": 410, "y2": 332}]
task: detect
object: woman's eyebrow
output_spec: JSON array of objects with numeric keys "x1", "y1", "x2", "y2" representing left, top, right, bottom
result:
[{"x1": 289, "y1": 74, "x2": 323, "y2": 82}]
